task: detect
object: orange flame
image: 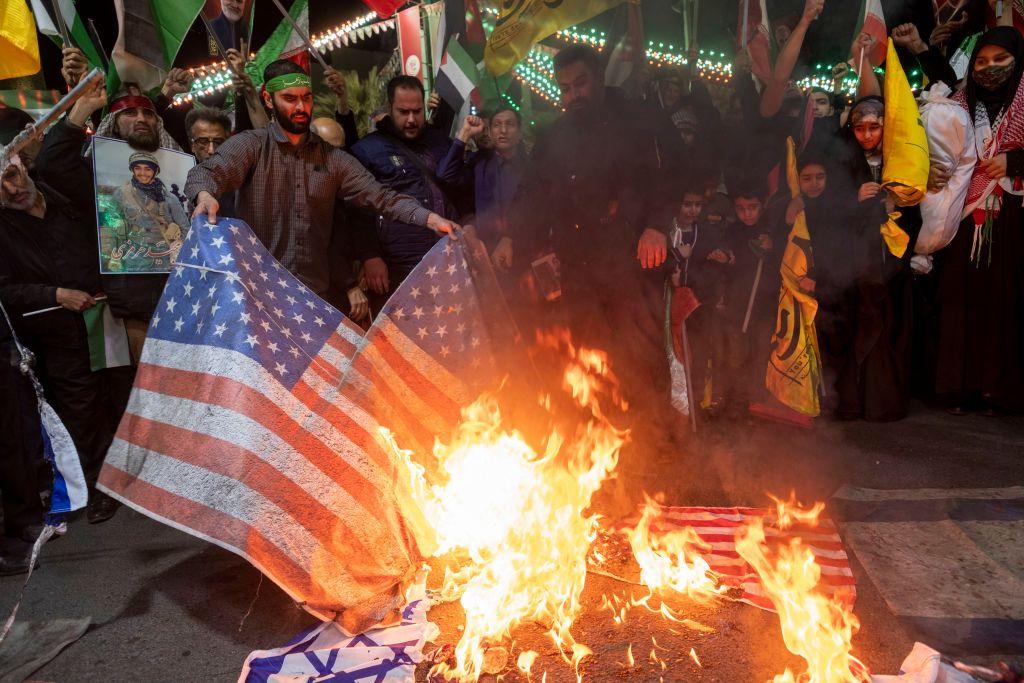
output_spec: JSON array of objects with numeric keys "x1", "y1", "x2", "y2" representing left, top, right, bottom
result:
[
  {"x1": 735, "y1": 497, "x2": 869, "y2": 683},
  {"x1": 628, "y1": 496, "x2": 724, "y2": 601},
  {"x1": 387, "y1": 333, "x2": 627, "y2": 681}
]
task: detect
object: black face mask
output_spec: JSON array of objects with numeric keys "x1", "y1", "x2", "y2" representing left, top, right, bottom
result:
[{"x1": 973, "y1": 60, "x2": 1016, "y2": 90}]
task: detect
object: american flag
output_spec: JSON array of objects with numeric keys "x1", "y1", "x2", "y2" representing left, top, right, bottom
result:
[
  {"x1": 98, "y1": 217, "x2": 501, "y2": 632},
  {"x1": 637, "y1": 505, "x2": 856, "y2": 612}
]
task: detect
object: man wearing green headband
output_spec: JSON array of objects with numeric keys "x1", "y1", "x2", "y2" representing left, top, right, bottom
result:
[{"x1": 185, "y1": 59, "x2": 458, "y2": 302}]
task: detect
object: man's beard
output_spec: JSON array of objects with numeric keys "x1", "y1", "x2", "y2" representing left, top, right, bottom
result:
[
  {"x1": 274, "y1": 103, "x2": 310, "y2": 135},
  {"x1": 125, "y1": 127, "x2": 160, "y2": 152},
  {"x1": 2, "y1": 180, "x2": 38, "y2": 212},
  {"x1": 222, "y1": 0, "x2": 244, "y2": 21}
]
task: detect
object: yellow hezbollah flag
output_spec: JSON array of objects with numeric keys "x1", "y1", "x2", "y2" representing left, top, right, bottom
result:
[
  {"x1": 485, "y1": 0, "x2": 624, "y2": 75},
  {"x1": 877, "y1": 38, "x2": 928, "y2": 258},
  {"x1": 766, "y1": 138, "x2": 822, "y2": 417},
  {"x1": 0, "y1": 0, "x2": 41, "y2": 81},
  {"x1": 881, "y1": 37, "x2": 929, "y2": 207}
]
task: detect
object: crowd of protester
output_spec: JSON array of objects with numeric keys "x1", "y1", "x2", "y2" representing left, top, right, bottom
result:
[{"x1": 1, "y1": 0, "x2": 1022, "y2": 574}]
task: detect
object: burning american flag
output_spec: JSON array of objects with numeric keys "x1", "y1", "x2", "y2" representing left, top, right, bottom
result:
[{"x1": 98, "y1": 216, "x2": 504, "y2": 634}]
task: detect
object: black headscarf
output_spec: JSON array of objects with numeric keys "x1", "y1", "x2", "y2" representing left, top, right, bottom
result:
[{"x1": 965, "y1": 26, "x2": 1024, "y2": 118}]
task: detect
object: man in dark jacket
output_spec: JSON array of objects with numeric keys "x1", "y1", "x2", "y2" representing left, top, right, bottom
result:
[
  {"x1": 514, "y1": 45, "x2": 680, "y2": 423},
  {"x1": 350, "y1": 76, "x2": 467, "y2": 309},
  {"x1": 0, "y1": 108, "x2": 47, "y2": 573},
  {"x1": 0, "y1": 86, "x2": 121, "y2": 525}
]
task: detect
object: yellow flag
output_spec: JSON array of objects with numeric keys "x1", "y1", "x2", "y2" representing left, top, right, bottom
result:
[
  {"x1": 484, "y1": 0, "x2": 624, "y2": 75},
  {"x1": 0, "y1": 0, "x2": 41, "y2": 81},
  {"x1": 881, "y1": 38, "x2": 929, "y2": 207},
  {"x1": 766, "y1": 138, "x2": 822, "y2": 417},
  {"x1": 881, "y1": 211, "x2": 910, "y2": 259}
]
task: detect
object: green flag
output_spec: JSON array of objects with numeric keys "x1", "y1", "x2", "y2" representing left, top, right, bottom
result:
[
  {"x1": 246, "y1": 0, "x2": 309, "y2": 88},
  {"x1": 83, "y1": 302, "x2": 132, "y2": 371},
  {"x1": 29, "y1": 0, "x2": 104, "y2": 69},
  {"x1": 111, "y1": 0, "x2": 204, "y2": 92}
]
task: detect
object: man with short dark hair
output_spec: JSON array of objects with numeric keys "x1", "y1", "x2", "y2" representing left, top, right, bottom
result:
[
  {"x1": 185, "y1": 108, "x2": 232, "y2": 163},
  {"x1": 515, "y1": 45, "x2": 678, "y2": 420},
  {"x1": 350, "y1": 75, "x2": 467, "y2": 306},
  {"x1": 185, "y1": 60, "x2": 457, "y2": 300},
  {"x1": 186, "y1": 108, "x2": 235, "y2": 217}
]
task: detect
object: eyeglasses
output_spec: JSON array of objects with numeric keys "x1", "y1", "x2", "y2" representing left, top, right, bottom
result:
[{"x1": 190, "y1": 137, "x2": 226, "y2": 149}]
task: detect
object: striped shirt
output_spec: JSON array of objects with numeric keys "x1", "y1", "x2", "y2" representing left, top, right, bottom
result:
[{"x1": 184, "y1": 121, "x2": 431, "y2": 295}]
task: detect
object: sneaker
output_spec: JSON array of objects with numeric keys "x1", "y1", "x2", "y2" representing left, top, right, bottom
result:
[{"x1": 87, "y1": 492, "x2": 120, "y2": 525}]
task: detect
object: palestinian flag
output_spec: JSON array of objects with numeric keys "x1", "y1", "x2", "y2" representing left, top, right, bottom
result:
[
  {"x1": 112, "y1": 0, "x2": 205, "y2": 91},
  {"x1": 436, "y1": 38, "x2": 480, "y2": 115},
  {"x1": 83, "y1": 301, "x2": 132, "y2": 371},
  {"x1": 852, "y1": 0, "x2": 887, "y2": 67},
  {"x1": 29, "y1": 0, "x2": 104, "y2": 69},
  {"x1": 432, "y1": 0, "x2": 485, "y2": 113},
  {"x1": 247, "y1": 0, "x2": 310, "y2": 86}
]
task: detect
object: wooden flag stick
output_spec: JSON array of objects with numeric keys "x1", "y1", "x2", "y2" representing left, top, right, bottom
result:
[
  {"x1": 741, "y1": 257, "x2": 763, "y2": 334},
  {"x1": 267, "y1": 0, "x2": 330, "y2": 71}
]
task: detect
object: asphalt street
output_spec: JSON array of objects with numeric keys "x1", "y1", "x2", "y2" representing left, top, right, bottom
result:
[{"x1": 3, "y1": 403, "x2": 1022, "y2": 681}]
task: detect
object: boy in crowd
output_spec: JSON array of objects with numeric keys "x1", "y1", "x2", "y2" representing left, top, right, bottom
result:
[
  {"x1": 723, "y1": 181, "x2": 787, "y2": 410},
  {"x1": 670, "y1": 181, "x2": 734, "y2": 416}
]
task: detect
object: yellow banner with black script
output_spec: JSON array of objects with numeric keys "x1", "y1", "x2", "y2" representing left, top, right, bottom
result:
[
  {"x1": 484, "y1": 0, "x2": 624, "y2": 75},
  {"x1": 766, "y1": 138, "x2": 822, "y2": 417}
]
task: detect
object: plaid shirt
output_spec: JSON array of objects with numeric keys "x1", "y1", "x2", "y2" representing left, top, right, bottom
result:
[{"x1": 184, "y1": 121, "x2": 431, "y2": 295}]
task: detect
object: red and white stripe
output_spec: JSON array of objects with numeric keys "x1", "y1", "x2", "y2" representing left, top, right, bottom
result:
[
  {"x1": 630, "y1": 506, "x2": 856, "y2": 612},
  {"x1": 96, "y1": 315, "x2": 463, "y2": 623}
]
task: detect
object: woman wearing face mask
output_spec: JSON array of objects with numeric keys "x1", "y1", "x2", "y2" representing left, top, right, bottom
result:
[
  {"x1": 933, "y1": 27, "x2": 1024, "y2": 416},
  {"x1": 817, "y1": 94, "x2": 919, "y2": 422}
]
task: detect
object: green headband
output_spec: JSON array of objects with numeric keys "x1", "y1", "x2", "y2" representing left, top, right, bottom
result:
[{"x1": 265, "y1": 73, "x2": 311, "y2": 93}]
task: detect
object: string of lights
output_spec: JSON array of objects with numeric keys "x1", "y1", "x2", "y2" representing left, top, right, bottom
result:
[
  {"x1": 173, "y1": 4, "x2": 920, "y2": 109},
  {"x1": 172, "y1": 10, "x2": 382, "y2": 105}
]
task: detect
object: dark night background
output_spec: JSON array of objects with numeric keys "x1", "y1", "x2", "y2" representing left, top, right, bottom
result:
[{"x1": 33, "y1": 0, "x2": 943, "y2": 90}]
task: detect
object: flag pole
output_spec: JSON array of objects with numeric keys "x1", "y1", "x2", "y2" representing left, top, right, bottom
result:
[
  {"x1": 741, "y1": 257, "x2": 763, "y2": 333},
  {"x1": 86, "y1": 19, "x2": 110, "y2": 71},
  {"x1": 267, "y1": 0, "x2": 330, "y2": 71},
  {"x1": 0, "y1": 68, "x2": 104, "y2": 167},
  {"x1": 46, "y1": 0, "x2": 73, "y2": 49},
  {"x1": 741, "y1": 0, "x2": 750, "y2": 49}
]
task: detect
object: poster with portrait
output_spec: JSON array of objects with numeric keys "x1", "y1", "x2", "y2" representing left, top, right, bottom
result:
[
  {"x1": 201, "y1": 0, "x2": 255, "y2": 52},
  {"x1": 92, "y1": 136, "x2": 196, "y2": 275}
]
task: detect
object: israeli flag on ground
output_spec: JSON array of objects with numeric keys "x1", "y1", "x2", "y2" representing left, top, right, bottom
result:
[
  {"x1": 38, "y1": 397, "x2": 88, "y2": 515},
  {"x1": 239, "y1": 582, "x2": 437, "y2": 683}
]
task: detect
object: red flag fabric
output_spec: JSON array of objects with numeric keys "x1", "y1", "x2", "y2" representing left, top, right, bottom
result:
[
  {"x1": 397, "y1": 5, "x2": 425, "y2": 82},
  {"x1": 852, "y1": 0, "x2": 887, "y2": 67},
  {"x1": 737, "y1": 0, "x2": 772, "y2": 83},
  {"x1": 620, "y1": 505, "x2": 856, "y2": 612},
  {"x1": 361, "y1": 0, "x2": 404, "y2": 19}
]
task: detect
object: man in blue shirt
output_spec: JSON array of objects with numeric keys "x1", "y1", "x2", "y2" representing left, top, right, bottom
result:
[{"x1": 350, "y1": 76, "x2": 468, "y2": 308}]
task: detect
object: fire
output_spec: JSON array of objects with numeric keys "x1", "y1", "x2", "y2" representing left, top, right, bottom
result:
[
  {"x1": 387, "y1": 333, "x2": 627, "y2": 681},
  {"x1": 735, "y1": 497, "x2": 868, "y2": 683},
  {"x1": 628, "y1": 496, "x2": 723, "y2": 601}
]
